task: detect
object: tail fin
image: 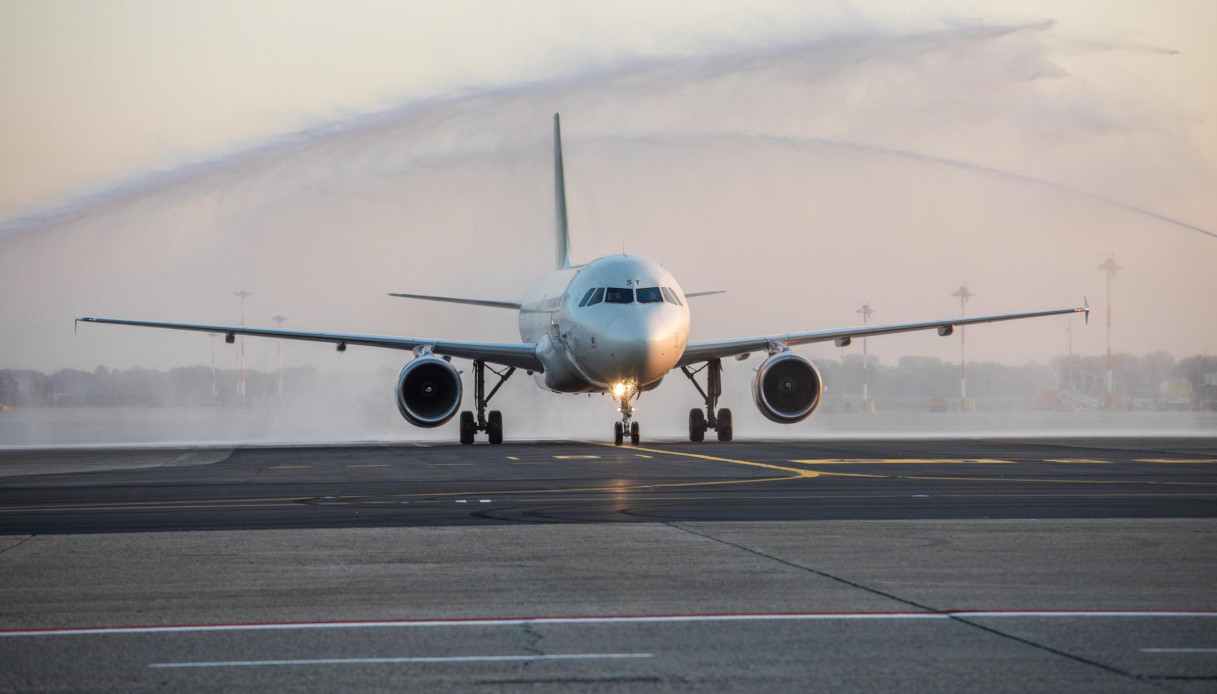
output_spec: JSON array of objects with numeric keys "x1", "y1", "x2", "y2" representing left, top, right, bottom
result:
[{"x1": 553, "y1": 113, "x2": 572, "y2": 269}]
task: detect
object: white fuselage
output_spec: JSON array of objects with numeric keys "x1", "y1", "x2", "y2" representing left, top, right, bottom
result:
[{"x1": 519, "y1": 254, "x2": 690, "y2": 393}]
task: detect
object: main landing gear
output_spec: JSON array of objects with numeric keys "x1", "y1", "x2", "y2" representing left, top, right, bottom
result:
[
  {"x1": 681, "y1": 358, "x2": 733, "y2": 442},
  {"x1": 613, "y1": 390, "x2": 641, "y2": 446},
  {"x1": 459, "y1": 360, "x2": 515, "y2": 445}
]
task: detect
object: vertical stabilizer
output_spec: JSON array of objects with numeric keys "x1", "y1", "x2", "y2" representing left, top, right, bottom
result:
[{"x1": 554, "y1": 113, "x2": 572, "y2": 269}]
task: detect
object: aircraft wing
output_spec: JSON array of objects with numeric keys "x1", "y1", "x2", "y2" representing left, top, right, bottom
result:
[
  {"x1": 677, "y1": 302, "x2": 1089, "y2": 368},
  {"x1": 387, "y1": 292, "x2": 522, "y2": 309},
  {"x1": 76, "y1": 316, "x2": 544, "y2": 372}
]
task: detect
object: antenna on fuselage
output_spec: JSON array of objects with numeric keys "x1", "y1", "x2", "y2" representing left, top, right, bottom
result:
[{"x1": 554, "y1": 113, "x2": 573, "y2": 270}]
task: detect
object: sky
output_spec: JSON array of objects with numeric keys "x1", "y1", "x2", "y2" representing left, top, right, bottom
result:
[
  {"x1": 1, "y1": 0, "x2": 1215, "y2": 380},
  {"x1": 3, "y1": 0, "x2": 1214, "y2": 224}
]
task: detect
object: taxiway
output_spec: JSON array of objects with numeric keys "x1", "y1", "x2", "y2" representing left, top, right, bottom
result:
[{"x1": 1, "y1": 437, "x2": 1214, "y2": 692}]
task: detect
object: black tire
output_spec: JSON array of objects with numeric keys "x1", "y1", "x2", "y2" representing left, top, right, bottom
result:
[
  {"x1": 488, "y1": 410, "x2": 503, "y2": 445},
  {"x1": 630, "y1": 421, "x2": 640, "y2": 446},
  {"x1": 716, "y1": 408, "x2": 733, "y2": 442},
  {"x1": 614, "y1": 421, "x2": 624, "y2": 446},
  {"x1": 689, "y1": 408, "x2": 706, "y2": 442},
  {"x1": 459, "y1": 411, "x2": 475, "y2": 445}
]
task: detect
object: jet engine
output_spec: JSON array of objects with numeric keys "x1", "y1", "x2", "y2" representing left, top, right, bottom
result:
[
  {"x1": 395, "y1": 357, "x2": 462, "y2": 427},
  {"x1": 752, "y1": 352, "x2": 823, "y2": 423}
]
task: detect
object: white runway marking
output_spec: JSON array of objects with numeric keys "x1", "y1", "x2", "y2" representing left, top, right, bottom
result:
[
  {"x1": 150, "y1": 653, "x2": 653, "y2": 668},
  {"x1": 1141, "y1": 648, "x2": 1217, "y2": 653},
  {"x1": 5, "y1": 611, "x2": 1216, "y2": 638}
]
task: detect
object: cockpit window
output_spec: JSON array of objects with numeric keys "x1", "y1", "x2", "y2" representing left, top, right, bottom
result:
[
  {"x1": 586, "y1": 287, "x2": 605, "y2": 306},
  {"x1": 661, "y1": 287, "x2": 683, "y2": 306},
  {"x1": 604, "y1": 287, "x2": 634, "y2": 304},
  {"x1": 578, "y1": 288, "x2": 597, "y2": 307},
  {"x1": 636, "y1": 287, "x2": 664, "y2": 304}
]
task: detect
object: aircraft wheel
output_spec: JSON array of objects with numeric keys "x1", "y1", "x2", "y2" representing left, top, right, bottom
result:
[
  {"x1": 716, "y1": 408, "x2": 733, "y2": 442},
  {"x1": 488, "y1": 410, "x2": 503, "y2": 445},
  {"x1": 459, "y1": 411, "x2": 475, "y2": 445},
  {"x1": 630, "y1": 421, "x2": 640, "y2": 446},
  {"x1": 614, "y1": 421, "x2": 624, "y2": 446},
  {"x1": 689, "y1": 409, "x2": 706, "y2": 442}
]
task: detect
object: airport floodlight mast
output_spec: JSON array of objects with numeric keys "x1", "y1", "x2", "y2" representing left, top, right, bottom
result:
[
  {"x1": 272, "y1": 316, "x2": 286, "y2": 398},
  {"x1": 856, "y1": 302, "x2": 874, "y2": 410},
  {"x1": 233, "y1": 290, "x2": 252, "y2": 406},
  {"x1": 209, "y1": 333, "x2": 217, "y2": 398},
  {"x1": 1096, "y1": 255, "x2": 1122, "y2": 397},
  {"x1": 951, "y1": 283, "x2": 974, "y2": 410}
]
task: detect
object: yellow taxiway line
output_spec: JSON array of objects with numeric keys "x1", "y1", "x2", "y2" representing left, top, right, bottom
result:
[
  {"x1": 1135, "y1": 459, "x2": 1217, "y2": 464},
  {"x1": 792, "y1": 459, "x2": 1013, "y2": 465},
  {"x1": 588, "y1": 442, "x2": 818, "y2": 478},
  {"x1": 0, "y1": 497, "x2": 313, "y2": 513}
]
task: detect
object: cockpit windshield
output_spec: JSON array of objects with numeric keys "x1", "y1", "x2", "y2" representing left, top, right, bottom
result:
[
  {"x1": 604, "y1": 287, "x2": 634, "y2": 304},
  {"x1": 636, "y1": 287, "x2": 664, "y2": 304},
  {"x1": 579, "y1": 286, "x2": 684, "y2": 308}
]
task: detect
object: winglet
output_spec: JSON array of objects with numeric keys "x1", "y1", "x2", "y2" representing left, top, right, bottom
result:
[
  {"x1": 554, "y1": 113, "x2": 572, "y2": 270},
  {"x1": 74, "y1": 306, "x2": 78, "y2": 335},
  {"x1": 1083, "y1": 296, "x2": 1090, "y2": 325}
]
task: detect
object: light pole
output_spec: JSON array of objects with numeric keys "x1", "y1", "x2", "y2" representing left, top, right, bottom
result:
[
  {"x1": 210, "y1": 333, "x2": 217, "y2": 399},
  {"x1": 233, "y1": 290, "x2": 252, "y2": 406},
  {"x1": 272, "y1": 315, "x2": 286, "y2": 398},
  {"x1": 951, "y1": 284, "x2": 973, "y2": 410},
  {"x1": 1097, "y1": 255, "x2": 1122, "y2": 399},
  {"x1": 856, "y1": 302, "x2": 874, "y2": 411}
]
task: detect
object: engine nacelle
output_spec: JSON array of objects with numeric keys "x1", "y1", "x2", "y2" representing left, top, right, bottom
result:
[
  {"x1": 395, "y1": 357, "x2": 462, "y2": 427},
  {"x1": 752, "y1": 352, "x2": 823, "y2": 424}
]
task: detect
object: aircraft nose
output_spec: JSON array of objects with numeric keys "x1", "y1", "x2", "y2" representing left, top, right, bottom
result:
[{"x1": 602, "y1": 308, "x2": 679, "y2": 382}]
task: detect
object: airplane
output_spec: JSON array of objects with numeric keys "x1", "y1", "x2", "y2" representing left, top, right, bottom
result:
[{"x1": 77, "y1": 114, "x2": 1090, "y2": 446}]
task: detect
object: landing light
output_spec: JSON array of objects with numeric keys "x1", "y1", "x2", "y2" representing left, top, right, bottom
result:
[{"x1": 612, "y1": 382, "x2": 628, "y2": 397}]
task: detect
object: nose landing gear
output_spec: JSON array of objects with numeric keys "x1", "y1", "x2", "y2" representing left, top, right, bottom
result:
[
  {"x1": 681, "y1": 358, "x2": 733, "y2": 442},
  {"x1": 613, "y1": 389, "x2": 641, "y2": 446}
]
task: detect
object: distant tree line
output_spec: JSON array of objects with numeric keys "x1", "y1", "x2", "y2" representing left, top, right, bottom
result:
[
  {"x1": 817, "y1": 348, "x2": 1217, "y2": 401},
  {"x1": 0, "y1": 366, "x2": 320, "y2": 407},
  {"x1": 817, "y1": 351, "x2": 1217, "y2": 404},
  {"x1": 819, "y1": 355, "x2": 1056, "y2": 402},
  {"x1": 1, "y1": 353, "x2": 1215, "y2": 408}
]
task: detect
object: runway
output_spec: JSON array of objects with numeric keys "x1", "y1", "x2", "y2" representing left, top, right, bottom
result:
[
  {"x1": 2, "y1": 437, "x2": 1215, "y2": 691},
  {"x1": 1, "y1": 437, "x2": 1216, "y2": 533}
]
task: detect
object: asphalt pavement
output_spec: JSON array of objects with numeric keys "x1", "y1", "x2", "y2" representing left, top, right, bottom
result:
[{"x1": 1, "y1": 437, "x2": 1215, "y2": 692}]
